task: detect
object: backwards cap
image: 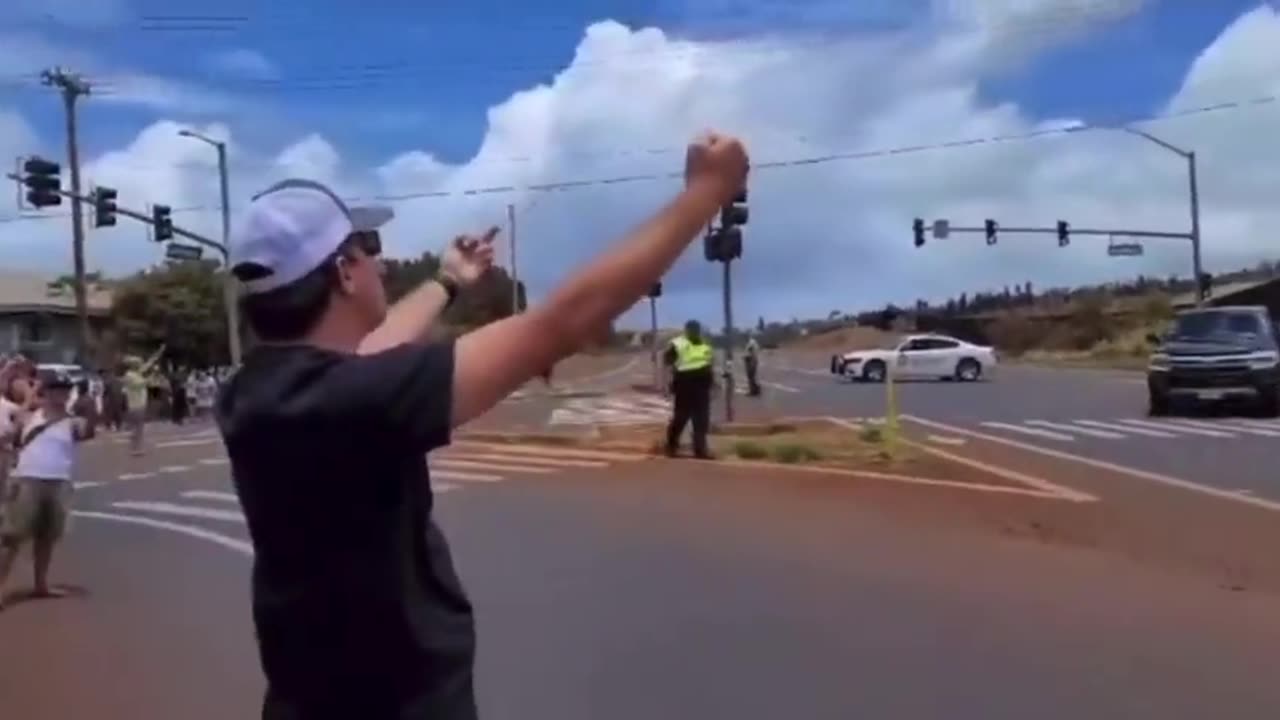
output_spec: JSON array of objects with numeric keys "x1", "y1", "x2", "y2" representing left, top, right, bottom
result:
[{"x1": 229, "y1": 179, "x2": 393, "y2": 295}]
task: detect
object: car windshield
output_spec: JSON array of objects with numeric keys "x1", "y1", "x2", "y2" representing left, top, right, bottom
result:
[{"x1": 1169, "y1": 310, "x2": 1263, "y2": 341}]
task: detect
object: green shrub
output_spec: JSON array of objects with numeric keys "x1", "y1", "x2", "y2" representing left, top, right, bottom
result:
[
  {"x1": 733, "y1": 441, "x2": 769, "y2": 460},
  {"x1": 772, "y1": 443, "x2": 822, "y2": 464}
]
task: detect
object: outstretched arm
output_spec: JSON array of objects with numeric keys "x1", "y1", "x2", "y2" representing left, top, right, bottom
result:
[
  {"x1": 449, "y1": 132, "x2": 748, "y2": 426},
  {"x1": 358, "y1": 229, "x2": 499, "y2": 355}
]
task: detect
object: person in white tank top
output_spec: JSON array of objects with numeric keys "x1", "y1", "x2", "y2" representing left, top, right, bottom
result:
[{"x1": 0, "y1": 370, "x2": 97, "y2": 608}]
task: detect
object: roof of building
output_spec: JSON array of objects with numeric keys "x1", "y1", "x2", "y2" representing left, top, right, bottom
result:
[{"x1": 0, "y1": 271, "x2": 113, "y2": 316}]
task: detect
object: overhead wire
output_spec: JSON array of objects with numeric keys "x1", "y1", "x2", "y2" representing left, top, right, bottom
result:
[{"x1": 1, "y1": 90, "x2": 1274, "y2": 226}]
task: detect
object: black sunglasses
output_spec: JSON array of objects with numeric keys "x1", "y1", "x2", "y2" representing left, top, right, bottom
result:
[{"x1": 346, "y1": 230, "x2": 382, "y2": 258}]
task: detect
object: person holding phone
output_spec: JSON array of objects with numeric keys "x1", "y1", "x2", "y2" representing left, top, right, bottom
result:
[
  {"x1": 217, "y1": 131, "x2": 748, "y2": 718},
  {"x1": 0, "y1": 370, "x2": 98, "y2": 608}
]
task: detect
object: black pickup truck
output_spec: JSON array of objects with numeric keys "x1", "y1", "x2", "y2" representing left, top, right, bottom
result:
[{"x1": 1146, "y1": 305, "x2": 1280, "y2": 417}]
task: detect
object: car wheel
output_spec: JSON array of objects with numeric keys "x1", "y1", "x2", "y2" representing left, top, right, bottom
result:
[
  {"x1": 1148, "y1": 392, "x2": 1171, "y2": 417},
  {"x1": 955, "y1": 358, "x2": 982, "y2": 382},
  {"x1": 830, "y1": 355, "x2": 841, "y2": 375},
  {"x1": 863, "y1": 360, "x2": 887, "y2": 383}
]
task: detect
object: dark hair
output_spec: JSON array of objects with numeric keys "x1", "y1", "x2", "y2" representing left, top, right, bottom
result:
[{"x1": 235, "y1": 238, "x2": 362, "y2": 342}]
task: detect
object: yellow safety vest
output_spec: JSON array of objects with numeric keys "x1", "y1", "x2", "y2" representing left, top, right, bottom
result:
[{"x1": 671, "y1": 336, "x2": 713, "y2": 372}]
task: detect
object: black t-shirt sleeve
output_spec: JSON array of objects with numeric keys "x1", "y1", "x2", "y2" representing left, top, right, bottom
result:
[{"x1": 351, "y1": 341, "x2": 456, "y2": 451}]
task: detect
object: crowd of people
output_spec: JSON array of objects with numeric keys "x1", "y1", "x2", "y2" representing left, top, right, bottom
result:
[{"x1": 0, "y1": 349, "x2": 227, "y2": 608}]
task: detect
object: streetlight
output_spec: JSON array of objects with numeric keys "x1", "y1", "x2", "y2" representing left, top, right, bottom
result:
[
  {"x1": 178, "y1": 128, "x2": 243, "y2": 365},
  {"x1": 1119, "y1": 126, "x2": 1205, "y2": 305}
]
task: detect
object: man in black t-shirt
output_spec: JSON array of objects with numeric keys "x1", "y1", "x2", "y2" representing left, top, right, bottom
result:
[{"x1": 218, "y1": 134, "x2": 750, "y2": 719}]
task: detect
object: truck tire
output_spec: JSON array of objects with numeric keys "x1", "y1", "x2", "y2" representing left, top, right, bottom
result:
[{"x1": 1148, "y1": 391, "x2": 1171, "y2": 417}]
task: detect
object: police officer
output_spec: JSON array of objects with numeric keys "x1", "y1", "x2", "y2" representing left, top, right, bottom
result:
[
  {"x1": 743, "y1": 333, "x2": 761, "y2": 397},
  {"x1": 664, "y1": 320, "x2": 715, "y2": 459}
]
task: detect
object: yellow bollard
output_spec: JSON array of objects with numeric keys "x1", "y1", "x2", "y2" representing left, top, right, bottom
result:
[{"x1": 883, "y1": 361, "x2": 900, "y2": 458}]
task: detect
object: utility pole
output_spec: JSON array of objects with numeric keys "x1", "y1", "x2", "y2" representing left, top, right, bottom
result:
[
  {"x1": 1187, "y1": 151, "x2": 1204, "y2": 303},
  {"x1": 43, "y1": 67, "x2": 92, "y2": 363},
  {"x1": 507, "y1": 203, "x2": 519, "y2": 315},
  {"x1": 179, "y1": 129, "x2": 242, "y2": 365},
  {"x1": 721, "y1": 259, "x2": 736, "y2": 423}
]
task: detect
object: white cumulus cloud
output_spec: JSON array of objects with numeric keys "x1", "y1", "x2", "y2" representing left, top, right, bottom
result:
[{"x1": 2, "y1": 3, "x2": 1279, "y2": 330}]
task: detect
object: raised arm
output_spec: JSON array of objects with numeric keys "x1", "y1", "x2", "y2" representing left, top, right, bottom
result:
[
  {"x1": 450, "y1": 132, "x2": 748, "y2": 426},
  {"x1": 358, "y1": 228, "x2": 499, "y2": 355},
  {"x1": 140, "y1": 344, "x2": 167, "y2": 374}
]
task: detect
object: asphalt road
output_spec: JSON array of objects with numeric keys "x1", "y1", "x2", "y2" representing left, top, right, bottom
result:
[
  {"x1": 756, "y1": 355, "x2": 1280, "y2": 502},
  {"x1": 2, "y1": 422, "x2": 1278, "y2": 719}
]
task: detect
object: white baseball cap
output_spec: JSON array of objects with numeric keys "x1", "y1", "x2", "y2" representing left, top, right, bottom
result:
[{"x1": 230, "y1": 179, "x2": 393, "y2": 295}]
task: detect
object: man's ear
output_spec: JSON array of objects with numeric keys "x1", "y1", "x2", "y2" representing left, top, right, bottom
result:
[{"x1": 334, "y1": 255, "x2": 358, "y2": 296}]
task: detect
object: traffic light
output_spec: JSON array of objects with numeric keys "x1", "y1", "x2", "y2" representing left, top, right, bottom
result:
[
  {"x1": 153, "y1": 204, "x2": 173, "y2": 242},
  {"x1": 703, "y1": 227, "x2": 743, "y2": 262},
  {"x1": 984, "y1": 218, "x2": 998, "y2": 246},
  {"x1": 21, "y1": 156, "x2": 62, "y2": 208},
  {"x1": 1056, "y1": 220, "x2": 1069, "y2": 247},
  {"x1": 913, "y1": 218, "x2": 925, "y2": 248},
  {"x1": 93, "y1": 186, "x2": 118, "y2": 228},
  {"x1": 720, "y1": 188, "x2": 748, "y2": 228},
  {"x1": 648, "y1": 282, "x2": 662, "y2": 299}
]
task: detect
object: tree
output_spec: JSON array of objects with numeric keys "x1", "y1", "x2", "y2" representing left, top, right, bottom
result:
[
  {"x1": 111, "y1": 260, "x2": 230, "y2": 369},
  {"x1": 383, "y1": 250, "x2": 524, "y2": 332}
]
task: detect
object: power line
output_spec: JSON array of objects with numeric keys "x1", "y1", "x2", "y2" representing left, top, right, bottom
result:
[{"x1": 1, "y1": 91, "x2": 1274, "y2": 225}]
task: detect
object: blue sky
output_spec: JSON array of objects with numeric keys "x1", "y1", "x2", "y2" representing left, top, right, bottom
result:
[
  {"x1": 2, "y1": 0, "x2": 1278, "y2": 324},
  {"x1": 6, "y1": 0, "x2": 1252, "y2": 169}
]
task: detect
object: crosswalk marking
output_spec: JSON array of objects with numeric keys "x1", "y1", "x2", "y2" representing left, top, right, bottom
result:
[
  {"x1": 433, "y1": 469, "x2": 503, "y2": 483},
  {"x1": 1074, "y1": 420, "x2": 1176, "y2": 438},
  {"x1": 433, "y1": 459, "x2": 554, "y2": 474},
  {"x1": 450, "y1": 442, "x2": 645, "y2": 463},
  {"x1": 443, "y1": 452, "x2": 609, "y2": 468},
  {"x1": 1120, "y1": 418, "x2": 1234, "y2": 438},
  {"x1": 112, "y1": 501, "x2": 245, "y2": 523},
  {"x1": 1175, "y1": 419, "x2": 1280, "y2": 438},
  {"x1": 972, "y1": 416, "x2": 1280, "y2": 443},
  {"x1": 182, "y1": 490, "x2": 238, "y2": 503},
  {"x1": 1025, "y1": 420, "x2": 1125, "y2": 439},
  {"x1": 980, "y1": 421, "x2": 1075, "y2": 442}
]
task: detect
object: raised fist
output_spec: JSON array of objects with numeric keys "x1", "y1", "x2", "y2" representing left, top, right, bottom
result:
[{"x1": 684, "y1": 131, "x2": 749, "y2": 205}]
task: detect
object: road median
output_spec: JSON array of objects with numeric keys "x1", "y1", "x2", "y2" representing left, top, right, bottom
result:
[{"x1": 458, "y1": 417, "x2": 1081, "y2": 500}]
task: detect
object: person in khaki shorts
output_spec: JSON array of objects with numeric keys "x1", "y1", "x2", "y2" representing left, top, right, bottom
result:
[
  {"x1": 0, "y1": 370, "x2": 97, "y2": 609},
  {"x1": 121, "y1": 345, "x2": 165, "y2": 457}
]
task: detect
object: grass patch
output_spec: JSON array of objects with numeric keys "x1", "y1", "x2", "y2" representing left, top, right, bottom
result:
[
  {"x1": 733, "y1": 441, "x2": 770, "y2": 460},
  {"x1": 772, "y1": 443, "x2": 822, "y2": 464}
]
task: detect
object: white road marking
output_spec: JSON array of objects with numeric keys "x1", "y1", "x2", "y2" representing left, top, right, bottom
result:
[
  {"x1": 199, "y1": 458, "x2": 229, "y2": 466},
  {"x1": 74, "y1": 481, "x2": 106, "y2": 490},
  {"x1": 117, "y1": 472, "x2": 156, "y2": 481},
  {"x1": 444, "y1": 452, "x2": 608, "y2": 468},
  {"x1": 1074, "y1": 420, "x2": 1176, "y2": 438},
  {"x1": 74, "y1": 511, "x2": 253, "y2": 557},
  {"x1": 432, "y1": 459, "x2": 553, "y2": 474},
  {"x1": 451, "y1": 442, "x2": 644, "y2": 462},
  {"x1": 1025, "y1": 420, "x2": 1125, "y2": 439},
  {"x1": 181, "y1": 490, "x2": 239, "y2": 503},
  {"x1": 1179, "y1": 419, "x2": 1280, "y2": 438},
  {"x1": 432, "y1": 469, "x2": 503, "y2": 483},
  {"x1": 764, "y1": 382, "x2": 800, "y2": 393},
  {"x1": 926, "y1": 435, "x2": 967, "y2": 446},
  {"x1": 111, "y1": 501, "x2": 245, "y2": 523},
  {"x1": 156, "y1": 439, "x2": 221, "y2": 448},
  {"x1": 1233, "y1": 419, "x2": 1280, "y2": 431},
  {"x1": 904, "y1": 415, "x2": 1280, "y2": 513},
  {"x1": 980, "y1": 421, "x2": 1075, "y2": 442},
  {"x1": 434, "y1": 482, "x2": 459, "y2": 492},
  {"x1": 158, "y1": 465, "x2": 191, "y2": 474},
  {"x1": 1117, "y1": 418, "x2": 1234, "y2": 438}
]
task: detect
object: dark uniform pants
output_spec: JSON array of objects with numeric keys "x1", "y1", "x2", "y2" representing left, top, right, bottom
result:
[
  {"x1": 667, "y1": 369, "x2": 712, "y2": 456},
  {"x1": 744, "y1": 355, "x2": 761, "y2": 396}
]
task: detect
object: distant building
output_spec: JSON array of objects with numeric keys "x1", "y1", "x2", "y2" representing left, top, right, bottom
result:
[{"x1": 0, "y1": 271, "x2": 113, "y2": 364}]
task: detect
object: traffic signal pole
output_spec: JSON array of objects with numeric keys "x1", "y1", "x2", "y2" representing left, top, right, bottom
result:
[
  {"x1": 43, "y1": 68, "x2": 93, "y2": 362},
  {"x1": 721, "y1": 258, "x2": 736, "y2": 424}
]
